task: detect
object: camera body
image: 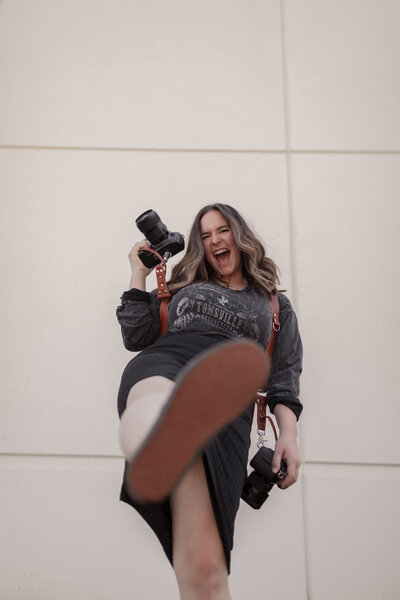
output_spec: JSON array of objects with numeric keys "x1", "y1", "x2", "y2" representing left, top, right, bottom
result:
[
  {"x1": 136, "y1": 209, "x2": 185, "y2": 268},
  {"x1": 241, "y1": 446, "x2": 287, "y2": 509}
]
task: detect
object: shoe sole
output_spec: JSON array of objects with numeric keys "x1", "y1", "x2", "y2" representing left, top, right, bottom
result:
[{"x1": 125, "y1": 339, "x2": 269, "y2": 503}]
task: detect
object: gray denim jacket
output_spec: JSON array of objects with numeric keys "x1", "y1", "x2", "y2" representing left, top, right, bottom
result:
[{"x1": 116, "y1": 287, "x2": 303, "y2": 419}]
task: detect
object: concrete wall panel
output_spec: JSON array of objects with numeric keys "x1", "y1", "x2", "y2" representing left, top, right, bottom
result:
[
  {"x1": 285, "y1": 0, "x2": 400, "y2": 150},
  {"x1": 303, "y1": 464, "x2": 400, "y2": 600},
  {"x1": 0, "y1": 456, "x2": 177, "y2": 600},
  {"x1": 291, "y1": 153, "x2": 400, "y2": 465},
  {"x1": 0, "y1": 0, "x2": 285, "y2": 149}
]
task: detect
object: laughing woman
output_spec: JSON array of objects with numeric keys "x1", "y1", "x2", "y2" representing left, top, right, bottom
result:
[{"x1": 116, "y1": 204, "x2": 303, "y2": 600}]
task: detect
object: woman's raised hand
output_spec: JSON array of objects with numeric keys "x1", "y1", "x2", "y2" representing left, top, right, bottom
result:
[{"x1": 128, "y1": 239, "x2": 154, "y2": 290}]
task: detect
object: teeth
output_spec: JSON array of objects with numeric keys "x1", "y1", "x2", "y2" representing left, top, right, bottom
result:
[{"x1": 215, "y1": 249, "x2": 228, "y2": 256}]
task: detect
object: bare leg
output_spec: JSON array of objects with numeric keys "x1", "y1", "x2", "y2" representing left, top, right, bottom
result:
[
  {"x1": 120, "y1": 378, "x2": 232, "y2": 598},
  {"x1": 171, "y1": 458, "x2": 232, "y2": 600},
  {"x1": 119, "y1": 376, "x2": 174, "y2": 460},
  {"x1": 126, "y1": 376, "x2": 174, "y2": 408}
]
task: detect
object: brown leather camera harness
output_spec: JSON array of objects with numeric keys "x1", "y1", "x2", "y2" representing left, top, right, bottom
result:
[{"x1": 149, "y1": 247, "x2": 280, "y2": 445}]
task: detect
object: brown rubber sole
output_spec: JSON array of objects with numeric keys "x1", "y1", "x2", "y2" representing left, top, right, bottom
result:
[{"x1": 125, "y1": 339, "x2": 269, "y2": 503}]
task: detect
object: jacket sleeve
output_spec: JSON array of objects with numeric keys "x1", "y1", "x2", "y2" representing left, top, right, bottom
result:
[
  {"x1": 116, "y1": 288, "x2": 162, "y2": 351},
  {"x1": 267, "y1": 294, "x2": 303, "y2": 420}
]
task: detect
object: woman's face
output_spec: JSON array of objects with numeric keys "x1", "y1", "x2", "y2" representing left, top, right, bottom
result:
[{"x1": 200, "y1": 210, "x2": 244, "y2": 283}]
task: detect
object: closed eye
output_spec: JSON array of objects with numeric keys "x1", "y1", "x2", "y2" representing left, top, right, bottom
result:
[{"x1": 201, "y1": 228, "x2": 230, "y2": 239}]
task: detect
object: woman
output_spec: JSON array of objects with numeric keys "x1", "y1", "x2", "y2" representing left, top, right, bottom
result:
[{"x1": 116, "y1": 204, "x2": 303, "y2": 600}]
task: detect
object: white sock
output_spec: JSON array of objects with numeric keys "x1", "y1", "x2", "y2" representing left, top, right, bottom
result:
[{"x1": 119, "y1": 391, "x2": 169, "y2": 460}]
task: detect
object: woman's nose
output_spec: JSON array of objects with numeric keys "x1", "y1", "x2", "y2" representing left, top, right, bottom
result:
[{"x1": 211, "y1": 232, "x2": 221, "y2": 244}]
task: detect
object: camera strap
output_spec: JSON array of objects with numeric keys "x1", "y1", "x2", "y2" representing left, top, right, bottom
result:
[
  {"x1": 154, "y1": 257, "x2": 171, "y2": 335},
  {"x1": 141, "y1": 247, "x2": 172, "y2": 335},
  {"x1": 253, "y1": 292, "x2": 280, "y2": 446}
]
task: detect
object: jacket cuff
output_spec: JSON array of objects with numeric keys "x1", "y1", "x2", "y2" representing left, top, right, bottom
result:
[
  {"x1": 268, "y1": 397, "x2": 303, "y2": 421},
  {"x1": 120, "y1": 288, "x2": 151, "y2": 302}
]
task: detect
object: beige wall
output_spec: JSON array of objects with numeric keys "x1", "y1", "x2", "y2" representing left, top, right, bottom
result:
[{"x1": 1, "y1": 1, "x2": 399, "y2": 598}]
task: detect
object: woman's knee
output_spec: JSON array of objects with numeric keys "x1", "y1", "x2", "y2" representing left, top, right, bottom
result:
[{"x1": 174, "y1": 535, "x2": 227, "y2": 593}]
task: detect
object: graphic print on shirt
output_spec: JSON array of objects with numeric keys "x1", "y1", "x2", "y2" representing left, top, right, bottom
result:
[{"x1": 168, "y1": 282, "x2": 270, "y2": 343}]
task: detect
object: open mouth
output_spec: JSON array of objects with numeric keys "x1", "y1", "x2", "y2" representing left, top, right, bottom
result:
[{"x1": 214, "y1": 249, "x2": 230, "y2": 267}]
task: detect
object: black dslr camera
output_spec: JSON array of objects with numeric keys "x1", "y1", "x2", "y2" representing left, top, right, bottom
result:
[
  {"x1": 241, "y1": 447, "x2": 287, "y2": 509},
  {"x1": 135, "y1": 209, "x2": 185, "y2": 268}
]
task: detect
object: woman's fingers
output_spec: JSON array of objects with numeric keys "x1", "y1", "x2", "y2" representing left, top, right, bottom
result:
[
  {"x1": 278, "y1": 457, "x2": 300, "y2": 489},
  {"x1": 273, "y1": 433, "x2": 300, "y2": 490},
  {"x1": 128, "y1": 239, "x2": 150, "y2": 259},
  {"x1": 128, "y1": 239, "x2": 153, "y2": 275},
  {"x1": 272, "y1": 445, "x2": 284, "y2": 474}
]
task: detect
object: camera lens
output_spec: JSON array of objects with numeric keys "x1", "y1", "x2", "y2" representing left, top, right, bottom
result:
[{"x1": 135, "y1": 209, "x2": 168, "y2": 245}]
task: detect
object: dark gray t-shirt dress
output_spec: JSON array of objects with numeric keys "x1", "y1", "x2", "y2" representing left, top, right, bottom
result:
[{"x1": 116, "y1": 280, "x2": 303, "y2": 572}]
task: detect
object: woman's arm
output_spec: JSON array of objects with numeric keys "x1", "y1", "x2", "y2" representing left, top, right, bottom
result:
[
  {"x1": 116, "y1": 240, "x2": 162, "y2": 351},
  {"x1": 267, "y1": 294, "x2": 303, "y2": 489},
  {"x1": 267, "y1": 294, "x2": 303, "y2": 419}
]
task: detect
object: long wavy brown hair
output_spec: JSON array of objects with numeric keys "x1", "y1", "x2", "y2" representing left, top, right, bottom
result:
[{"x1": 168, "y1": 204, "x2": 280, "y2": 299}]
